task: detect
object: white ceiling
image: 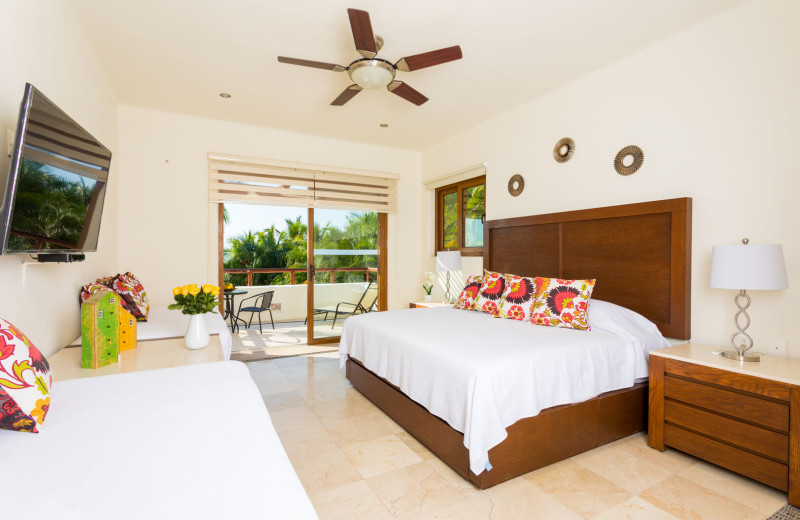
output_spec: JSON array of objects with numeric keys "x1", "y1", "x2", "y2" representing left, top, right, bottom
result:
[{"x1": 70, "y1": 0, "x2": 745, "y2": 150}]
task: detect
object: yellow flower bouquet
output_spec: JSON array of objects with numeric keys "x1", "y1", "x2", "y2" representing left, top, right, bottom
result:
[{"x1": 168, "y1": 283, "x2": 220, "y2": 315}]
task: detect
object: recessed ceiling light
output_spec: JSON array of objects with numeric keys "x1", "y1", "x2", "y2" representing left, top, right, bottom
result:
[
  {"x1": 379, "y1": 123, "x2": 389, "y2": 128},
  {"x1": 219, "y1": 93, "x2": 232, "y2": 99}
]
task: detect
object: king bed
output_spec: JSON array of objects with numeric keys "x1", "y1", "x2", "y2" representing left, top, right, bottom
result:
[{"x1": 340, "y1": 197, "x2": 692, "y2": 489}]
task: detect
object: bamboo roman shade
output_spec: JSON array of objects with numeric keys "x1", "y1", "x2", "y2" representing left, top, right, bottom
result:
[{"x1": 208, "y1": 153, "x2": 398, "y2": 213}]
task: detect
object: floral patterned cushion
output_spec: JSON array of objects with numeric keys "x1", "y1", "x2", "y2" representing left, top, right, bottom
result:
[
  {"x1": 108, "y1": 274, "x2": 149, "y2": 321},
  {"x1": 453, "y1": 275, "x2": 484, "y2": 311},
  {"x1": 530, "y1": 277, "x2": 596, "y2": 330},
  {"x1": 0, "y1": 319, "x2": 52, "y2": 433},
  {"x1": 80, "y1": 273, "x2": 150, "y2": 321},
  {"x1": 497, "y1": 275, "x2": 537, "y2": 322},
  {"x1": 79, "y1": 282, "x2": 112, "y2": 304},
  {"x1": 474, "y1": 270, "x2": 507, "y2": 316}
]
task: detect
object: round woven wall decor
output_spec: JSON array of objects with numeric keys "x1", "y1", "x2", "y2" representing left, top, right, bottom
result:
[
  {"x1": 553, "y1": 138, "x2": 575, "y2": 163},
  {"x1": 614, "y1": 145, "x2": 644, "y2": 176},
  {"x1": 507, "y1": 174, "x2": 525, "y2": 196}
]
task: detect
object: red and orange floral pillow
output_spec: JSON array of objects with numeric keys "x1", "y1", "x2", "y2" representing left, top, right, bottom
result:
[
  {"x1": 530, "y1": 277, "x2": 595, "y2": 330},
  {"x1": 110, "y1": 272, "x2": 150, "y2": 321},
  {"x1": 497, "y1": 275, "x2": 537, "y2": 322},
  {"x1": 0, "y1": 318, "x2": 52, "y2": 433},
  {"x1": 453, "y1": 275, "x2": 484, "y2": 311},
  {"x1": 474, "y1": 270, "x2": 507, "y2": 316},
  {"x1": 80, "y1": 272, "x2": 149, "y2": 321}
]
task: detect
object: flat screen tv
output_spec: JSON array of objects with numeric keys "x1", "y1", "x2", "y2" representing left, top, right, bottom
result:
[{"x1": 0, "y1": 83, "x2": 111, "y2": 261}]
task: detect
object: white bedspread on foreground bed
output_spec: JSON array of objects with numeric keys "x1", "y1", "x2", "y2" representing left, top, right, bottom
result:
[
  {"x1": 0, "y1": 361, "x2": 318, "y2": 520},
  {"x1": 340, "y1": 307, "x2": 659, "y2": 476}
]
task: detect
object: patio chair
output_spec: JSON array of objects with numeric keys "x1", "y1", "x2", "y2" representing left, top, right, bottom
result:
[
  {"x1": 311, "y1": 282, "x2": 379, "y2": 329},
  {"x1": 235, "y1": 291, "x2": 275, "y2": 334}
]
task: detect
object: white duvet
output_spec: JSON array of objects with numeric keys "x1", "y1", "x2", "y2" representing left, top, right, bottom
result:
[
  {"x1": 340, "y1": 306, "x2": 662, "y2": 476},
  {"x1": 0, "y1": 361, "x2": 318, "y2": 519}
]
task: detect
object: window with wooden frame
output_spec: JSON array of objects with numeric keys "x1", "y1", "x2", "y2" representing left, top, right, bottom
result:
[{"x1": 436, "y1": 175, "x2": 485, "y2": 256}]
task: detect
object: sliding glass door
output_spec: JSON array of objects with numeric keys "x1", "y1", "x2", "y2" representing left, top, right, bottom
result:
[{"x1": 307, "y1": 209, "x2": 385, "y2": 344}]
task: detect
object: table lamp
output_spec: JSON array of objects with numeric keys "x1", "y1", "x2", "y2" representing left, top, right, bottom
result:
[
  {"x1": 436, "y1": 251, "x2": 462, "y2": 303},
  {"x1": 709, "y1": 238, "x2": 789, "y2": 362}
]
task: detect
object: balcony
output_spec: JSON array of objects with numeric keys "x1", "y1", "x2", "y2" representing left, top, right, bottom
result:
[{"x1": 223, "y1": 267, "x2": 378, "y2": 325}]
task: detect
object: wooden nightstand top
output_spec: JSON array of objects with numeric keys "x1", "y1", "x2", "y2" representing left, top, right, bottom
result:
[
  {"x1": 409, "y1": 301, "x2": 453, "y2": 309},
  {"x1": 651, "y1": 342, "x2": 800, "y2": 386},
  {"x1": 49, "y1": 336, "x2": 224, "y2": 382}
]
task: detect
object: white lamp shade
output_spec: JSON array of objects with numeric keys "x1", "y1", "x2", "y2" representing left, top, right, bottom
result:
[
  {"x1": 709, "y1": 243, "x2": 789, "y2": 290},
  {"x1": 436, "y1": 251, "x2": 462, "y2": 272}
]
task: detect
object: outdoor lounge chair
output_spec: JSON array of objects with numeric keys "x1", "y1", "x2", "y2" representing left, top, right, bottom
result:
[{"x1": 306, "y1": 282, "x2": 378, "y2": 328}]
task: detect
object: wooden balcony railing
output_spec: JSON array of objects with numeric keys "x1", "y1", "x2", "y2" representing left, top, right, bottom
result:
[{"x1": 224, "y1": 267, "x2": 378, "y2": 286}]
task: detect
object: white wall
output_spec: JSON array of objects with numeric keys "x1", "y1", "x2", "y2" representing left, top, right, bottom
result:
[
  {"x1": 0, "y1": 1, "x2": 119, "y2": 356},
  {"x1": 115, "y1": 107, "x2": 421, "y2": 312},
  {"x1": 421, "y1": 0, "x2": 800, "y2": 356}
]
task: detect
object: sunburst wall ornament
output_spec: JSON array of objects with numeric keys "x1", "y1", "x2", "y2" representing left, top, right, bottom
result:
[
  {"x1": 614, "y1": 145, "x2": 644, "y2": 176},
  {"x1": 507, "y1": 174, "x2": 525, "y2": 196},
  {"x1": 553, "y1": 138, "x2": 575, "y2": 163}
]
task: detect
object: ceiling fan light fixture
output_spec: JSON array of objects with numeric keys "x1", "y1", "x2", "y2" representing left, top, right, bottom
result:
[{"x1": 348, "y1": 59, "x2": 396, "y2": 90}]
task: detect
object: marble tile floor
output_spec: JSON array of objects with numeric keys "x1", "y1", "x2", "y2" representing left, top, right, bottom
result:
[{"x1": 248, "y1": 355, "x2": 788, "y2": 520}]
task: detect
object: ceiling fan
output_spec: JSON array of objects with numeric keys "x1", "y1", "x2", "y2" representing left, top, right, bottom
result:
[{"x1": 277, "y1": 8, "x2": 463, "y2": 106}]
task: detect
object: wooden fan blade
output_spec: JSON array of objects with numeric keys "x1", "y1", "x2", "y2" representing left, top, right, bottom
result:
[
  {"x1": 387, "y1": 81, "x2": 428, "y2": 106},
  {"x1": 331, "y1": 85, "x2": 363, "y2": 106},
  {"x1": 278, "y1": 56, "x2": 345, "y2": 71},
  {"x1": 395, "y1": 45, "x2": 463, "y2": 72},
  {"x1": 348, "y1": 8, "x2": 377, "y2": 58}
]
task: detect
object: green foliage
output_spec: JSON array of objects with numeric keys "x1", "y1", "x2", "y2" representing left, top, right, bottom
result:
[
  {"x1": 224, "y1": 211, "x2": 378, "y2": 286},
  {"x1": 441, "y1": 183, "x2": 485, "y2": 250},
  {"x1": 8, "y1": 159, "x2": 95, "y2": 250}
]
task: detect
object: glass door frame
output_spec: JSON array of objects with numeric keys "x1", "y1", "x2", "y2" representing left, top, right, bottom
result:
[{"x1": 306, "y1": 209, "x2": 387, "y2": 345}]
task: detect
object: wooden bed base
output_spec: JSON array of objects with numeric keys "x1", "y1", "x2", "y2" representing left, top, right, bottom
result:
[
  {"x1": 347, "y1": 357, "x2": 647, "y2": 489},
  {"x1": 345, "y1": 198, "x2": 690, "y2": 488}
]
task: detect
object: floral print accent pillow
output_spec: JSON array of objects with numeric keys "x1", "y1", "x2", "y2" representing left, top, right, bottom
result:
[
  {"x1": 453, "y1": 275, "x2": 484, "y2": 311},
  {"x1": 530, "y1": 277, "x2": 596, "y2": 330},
  {"x1": 80, "y1": 273, "x2": 150, "y2": 321},
  {"x1": 497, "y1": 275, "x2": 537, "y2": 322},
  {"x1": 0, "y1": 318, "x2": 52, "y2": 433},
  {"x1": 115, "y1": 272, "x2": 150, "y2": 321},
  {"x1": 474, "y1": 270, "x2": 507, "y2": 317},
  {"x1": 79, "y1": 282, "x2": 111, "y2": 304}
]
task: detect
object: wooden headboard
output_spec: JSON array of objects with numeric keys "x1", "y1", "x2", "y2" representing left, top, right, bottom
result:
[{"x1": 484, "y1": 198, "x2": 691, "y2": 339}]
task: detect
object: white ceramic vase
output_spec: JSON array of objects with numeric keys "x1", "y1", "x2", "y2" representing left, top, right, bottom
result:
[
  {"x1": 185, "y1": 313, "x2": 209, "y2": 349},
  {"x1": 424, "y1": 294, "x2": 432, "y2": 303}
]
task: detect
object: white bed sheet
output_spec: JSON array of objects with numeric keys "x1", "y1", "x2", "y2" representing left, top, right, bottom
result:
[
  {"x1": 0, "y1": 361, "x2": 318, "y2": 520},
  {"x1": 71, "y1": 305, "x2": 233, "y2": 360},
  {"x1": 340, "y1": 307, "x2": 656, "y2": 476}
]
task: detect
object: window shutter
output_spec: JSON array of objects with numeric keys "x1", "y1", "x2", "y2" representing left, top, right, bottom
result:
[{"x1": 208, "y1": 153, "x2": 398, "y2": 213}]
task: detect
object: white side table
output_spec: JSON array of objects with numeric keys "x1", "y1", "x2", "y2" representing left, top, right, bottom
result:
[{"x1": 49, "y1": 336, "x2": 224, "y2": 382}]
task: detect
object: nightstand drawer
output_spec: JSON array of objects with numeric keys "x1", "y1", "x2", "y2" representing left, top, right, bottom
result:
[
  {"x1": 664, "y1": 424, "x2": 789, "y2": 491},
  {"x1": 664, "y1": 400, "x2": 789, "y2": 462},
  {"x1": 664, "y1": 375, "x2": 789, "y2": 432}
]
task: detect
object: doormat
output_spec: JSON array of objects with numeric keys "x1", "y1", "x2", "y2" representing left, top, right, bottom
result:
[
  {"x1": 768, "y1": 505, "x2": 800, "y2": 520},
  {"x1": 231, "y1": 345, "x2": 338, "y2": 362}
]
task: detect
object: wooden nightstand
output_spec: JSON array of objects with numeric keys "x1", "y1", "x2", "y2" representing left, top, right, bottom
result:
[
  {"x1": 409, "y1": 301, "x2": 453, "y2": 308},
  {"x1": 648, "y1": 343, "x2": 800, "y2": 506}
]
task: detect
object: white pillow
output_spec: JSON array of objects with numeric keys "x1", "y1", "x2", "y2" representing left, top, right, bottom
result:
[{"x1": 588, "y1": 299, "x2": 670, "y2": 354}]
